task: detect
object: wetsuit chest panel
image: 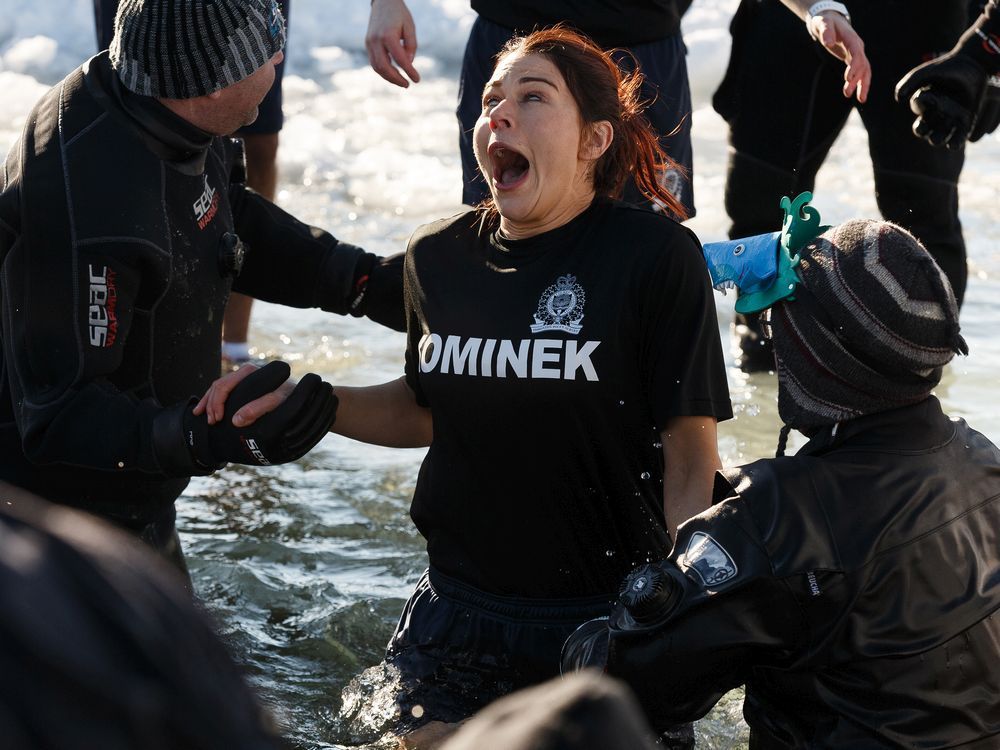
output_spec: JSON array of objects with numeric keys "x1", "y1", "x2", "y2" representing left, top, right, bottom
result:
[{"x1": 150, "y1": 154, "x2": 233, "y2": 402}]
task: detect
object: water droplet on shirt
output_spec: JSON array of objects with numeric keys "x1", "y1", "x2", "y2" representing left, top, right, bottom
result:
[
  {"x1": 640, "y1": 472, "x2": 651, "y2": 480},
  {"x1": 619, "y1": 400, "x2": 625, "y2": 406},
  {"x1": 605, "y1": 550, "x2": 615, "y2": 557}
]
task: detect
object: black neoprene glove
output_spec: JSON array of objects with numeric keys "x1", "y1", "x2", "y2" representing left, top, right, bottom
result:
[
  {"x1": 180, "y1": 361, "x2": 338, "y2": 471},
  {"x1": 153, "y1": 362, "x2": 338, "y2": 476},
  {"x1": 896, "y1": 11, "x2": 1000, "y2": 147}
]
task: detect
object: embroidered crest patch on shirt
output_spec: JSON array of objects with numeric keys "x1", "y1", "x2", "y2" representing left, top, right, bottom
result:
[{"x1": 531, "y1": 274, "x2": 585, "y2": 334}]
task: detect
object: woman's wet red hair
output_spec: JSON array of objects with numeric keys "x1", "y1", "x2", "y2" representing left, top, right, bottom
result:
[{"x1": 495, "y1": 26, "x2": 688, "y2": 220}]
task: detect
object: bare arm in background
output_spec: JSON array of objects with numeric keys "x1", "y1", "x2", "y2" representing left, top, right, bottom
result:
[
  {"x1": 367, "y1": 0, "x2": 421, "y2": 87},
  {"x1": 661, "y1": 416, "x2": 722, "y2": 538},
  {"x1": 779, "y1": 0, "x2": 871, "y2": 102}
]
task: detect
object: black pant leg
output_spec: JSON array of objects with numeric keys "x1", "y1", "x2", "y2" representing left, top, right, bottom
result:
[
  {"x1": 715, "y1": 0, "x2": 853, "y2": 369},
  {"x1": 457, "y1": 17, "x2": 515, "y2": 206},
  {"x1": 715, "y1": 0, "x2": 854, "y2": 239},
  {"x1": 852, "y1": 1, "x2": 968, "y2": 305},
  {"x1": 93, "y1": 0, "x2": 120, "y2": 51}
]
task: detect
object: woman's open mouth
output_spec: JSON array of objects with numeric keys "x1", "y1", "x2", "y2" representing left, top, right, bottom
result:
[{"x1": 489, "y1": 144, "x2": 530, "y2": 191}]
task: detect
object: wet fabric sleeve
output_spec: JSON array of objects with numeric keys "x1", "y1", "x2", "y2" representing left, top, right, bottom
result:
[
  {"x1": 230, "y1": 185, "x2": 406, "y2": 331},
  {"x1": 403, "y1": 235, "x2": 430, "y2": 406},
  {"x1": 640, "y1": 226, "x2": 733, "y2": 429},
  {"x1": 0, "y1": 130, "x2": 178, "y2": 477},
  {"x1": 606, "y1": 493, "x2": 809, "y2": 728}
]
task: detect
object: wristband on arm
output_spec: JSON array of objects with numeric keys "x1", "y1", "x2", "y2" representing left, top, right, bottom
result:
[{"x1": 807, "y1": 1, "x2": 851, "y2": 23}]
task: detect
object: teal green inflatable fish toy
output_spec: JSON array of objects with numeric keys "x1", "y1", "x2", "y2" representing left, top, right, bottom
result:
[{"x1": 702, "y1": 192, "x2": 830, "y2": 314}]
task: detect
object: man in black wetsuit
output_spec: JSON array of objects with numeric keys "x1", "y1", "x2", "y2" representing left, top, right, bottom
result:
[
  {"x1": 716, "y1": 0, "x2": 974, "y2": 370},
  {"x1": 0, "y1": 0, "x2": 403, "y2": 571},
  {"x1": 93, "y1": 0, "x2": 295, "y2": 370},
  {"x1": 563, "y1": 220, "x2": 1000, "y2": 748}
]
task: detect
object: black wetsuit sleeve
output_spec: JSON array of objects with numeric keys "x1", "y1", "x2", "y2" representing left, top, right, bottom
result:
[
  {"x1": 606, "y1": 497, "x2": 808, "y2": 729},
  {"x1": 0, "y1": 134, "x2": 195, "y2": 479},
  {"x1": 229, "y1": 185, "x2": 406, "y2": 331}
]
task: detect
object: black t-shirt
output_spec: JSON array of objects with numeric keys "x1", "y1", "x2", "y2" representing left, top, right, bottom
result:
[
  {"x1": 470, "y1": 0, "x2": 686, "y2": 48},
  {"x1": 403, "y1": 200, "x2": 732, "y2": 598}
]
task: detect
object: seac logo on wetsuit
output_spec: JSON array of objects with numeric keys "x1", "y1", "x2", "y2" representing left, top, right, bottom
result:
[
  {"x1": 87, "y1": 264, "x2": 118, "y2": 347},
  {"x1": 193, "y1": 175, "x2": 219, "y2": 230}
]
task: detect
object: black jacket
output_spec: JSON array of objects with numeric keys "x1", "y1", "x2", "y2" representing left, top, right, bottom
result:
[
  {"x1": 0, "y1": 54, "x2": 404, "y2": 527},
  {"x1": 605, "y1": 398, "x2": 1000, "y2": 748}
]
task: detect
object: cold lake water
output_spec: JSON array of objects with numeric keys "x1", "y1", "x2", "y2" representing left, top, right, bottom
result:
[{"x1": 1, "y1": 0, "x2": 998, "y2": 746}]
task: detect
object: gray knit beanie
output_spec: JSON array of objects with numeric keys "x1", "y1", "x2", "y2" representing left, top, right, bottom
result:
[
  {"x1": 770, "y1": 219, "x2": 967, "y2": 432},
  {"x1": 110, "y1": 0, "x2": 287, "y2": 99}
]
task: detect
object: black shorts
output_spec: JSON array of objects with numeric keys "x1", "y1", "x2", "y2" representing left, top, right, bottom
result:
[
  {"x1": 92, "y1": 0, "x2": 290, "y2": 135},
  {"x1": 456, "y1": 15, "x2": 695, "y2": 216},
  {"x1": 385, "y1": 566, "x2": 612, "y2": 729}
]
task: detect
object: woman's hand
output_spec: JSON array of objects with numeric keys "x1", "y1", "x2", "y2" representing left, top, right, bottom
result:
[{"x1": 194, "y1": 362, "x2": 294, "y2": 427}]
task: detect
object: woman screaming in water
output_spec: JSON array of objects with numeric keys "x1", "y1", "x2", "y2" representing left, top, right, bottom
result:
[{"x1": 197, "y1": 26, "x2": 732, "y2": 748}]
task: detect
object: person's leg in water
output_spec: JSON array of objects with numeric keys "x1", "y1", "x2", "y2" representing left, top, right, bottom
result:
[
  {"x1": 457, "y1": 16, "x2": 516, "y2": 207},
  {"x1": 853, "y1": 2, "x2": 968, "y2": 306},
  {"x1": 345, "y1": 568, "x2": 613, "y2": 748},
  {"x1": 223, "y1": 0, "x2": 290, "y2": 370},
  {"x1": 92, "y1": 0, "x2": 116, "y2": 51},
  {"x1": 613, "y1": 32, "x2": 695, "y2": 219},
  {"x1": 222, "y1": 131, "x2": 279, "y2": 367},
  {"x1": 714, "y1": 0, "x2": 852, "y2": 371}
]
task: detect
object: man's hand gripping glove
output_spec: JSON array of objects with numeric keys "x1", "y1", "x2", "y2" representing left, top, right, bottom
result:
[
  {"x1": 896, "y1": 8, "x2": 1000, "y2": 147},
  {"x1": 153, "y1": 361, "x2": 338, "y2": 475}
]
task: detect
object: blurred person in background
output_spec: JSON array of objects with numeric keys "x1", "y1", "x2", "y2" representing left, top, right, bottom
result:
[
  {"x1": 0, "y1": 483, "x2": 285, "y2": 750},
  {"x1": 714, "y1": 0, "x2": 971, "y2": 371}
]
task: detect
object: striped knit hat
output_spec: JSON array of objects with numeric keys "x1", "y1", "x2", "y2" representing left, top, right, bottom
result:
[
  {"x1": 770, "y1": 220, "x2": 968, "y2": 432},
  {"x1": 110, "y1": 0, "x2": 286, "y2": 99}
]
